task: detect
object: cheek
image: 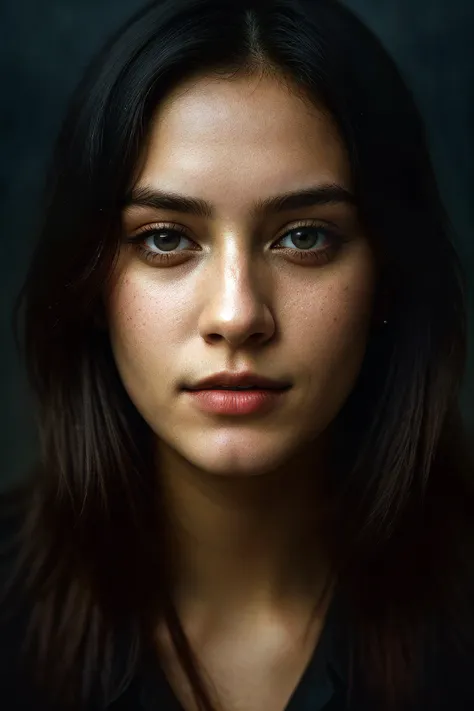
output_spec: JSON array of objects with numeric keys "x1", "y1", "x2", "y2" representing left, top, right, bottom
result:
[
  {"x1": 320, "y1": 284, "x2": 372, "y2": 343},
  {"x1": 288, "y1": 272, "x2": 374, "y2": 343},
  {"x1": 107, "y1": 268, "x2": 190, "y2": 345},
  {"x1": 105, "y1": 272, "x2": 184, "y2": 390},
  {"x1": 289, "y1": 276, "x2": 375, "y2": 403}
]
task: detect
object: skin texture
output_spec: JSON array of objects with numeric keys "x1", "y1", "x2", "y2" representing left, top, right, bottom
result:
[{"x1": 105, "y1": 72, "x2": 378, "y2": 684}]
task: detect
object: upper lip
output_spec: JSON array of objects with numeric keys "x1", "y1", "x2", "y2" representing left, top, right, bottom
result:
[{"x1": 185, "y1": 372, "x2": 292, "y2": 391}]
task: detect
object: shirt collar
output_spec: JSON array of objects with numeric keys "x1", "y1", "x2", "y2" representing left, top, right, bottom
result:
[
  {"x1": 138, "y1": 589, "x2": 350, "y2": 711},
  {"x1": 109, "y1": 588, "x2": 350, "y2": 710},
  {"x1": 284, "y1": 587, "x2": 349, "y2": 710}
]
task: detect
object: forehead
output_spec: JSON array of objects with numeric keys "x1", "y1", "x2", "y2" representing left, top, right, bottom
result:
[{"x1": 135, "y1": 74, "x2": 351, "y2": 211}]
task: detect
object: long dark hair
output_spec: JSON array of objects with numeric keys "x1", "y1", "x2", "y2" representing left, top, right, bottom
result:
[{"x1": 2, "y1": 0, "x2": 473, "y2": 709}]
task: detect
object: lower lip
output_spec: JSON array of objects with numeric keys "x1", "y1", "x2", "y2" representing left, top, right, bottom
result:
[{"x1": 184, "y1": 388, "x2": 289, "y2": 415}]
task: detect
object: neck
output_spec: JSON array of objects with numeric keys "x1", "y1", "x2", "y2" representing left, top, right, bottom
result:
[{"x1": 156, "y1": 438, "x2": 335, "y2": 627}]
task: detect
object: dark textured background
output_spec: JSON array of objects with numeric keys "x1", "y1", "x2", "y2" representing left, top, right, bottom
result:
[{"x1": 1, "y1": 0, "x2": 473, "y2": 489}]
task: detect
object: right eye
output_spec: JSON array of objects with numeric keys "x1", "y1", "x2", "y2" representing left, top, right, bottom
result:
[{"x1": 127, "y1": 223, "x2": 199, "y2": 265}]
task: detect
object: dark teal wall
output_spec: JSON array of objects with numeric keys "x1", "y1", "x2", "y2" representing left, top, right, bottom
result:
[{"x1": 1, "y1": 1, "x2": 472, "y2": 488}]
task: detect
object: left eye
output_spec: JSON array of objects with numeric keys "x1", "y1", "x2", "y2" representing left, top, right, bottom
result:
[
  {"x1": 276, "y1": 226, "x2": 330, "y2": 251},
  {"x1": 142, "y1": 228, "x2": 193, "y2": 253}
]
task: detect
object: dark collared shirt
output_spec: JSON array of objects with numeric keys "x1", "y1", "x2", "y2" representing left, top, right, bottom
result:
[{"x1": 130, "y1": 592, "x2": 348, "y2": 711}]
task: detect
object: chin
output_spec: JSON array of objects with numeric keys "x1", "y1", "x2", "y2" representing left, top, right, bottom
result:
[
  {"x1": 156, "y1": 424, "x2": 321, "y2": 480},
  {"x1": 179, "y1": 437, "x2": 302, "y2": 479}
]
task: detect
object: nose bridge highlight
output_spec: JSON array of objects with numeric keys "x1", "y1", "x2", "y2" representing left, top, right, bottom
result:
[{"x1": 198, "y1": 245, "x2": 274, "y2": 346}]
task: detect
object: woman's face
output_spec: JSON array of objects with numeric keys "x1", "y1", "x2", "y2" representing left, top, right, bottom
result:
[{"x1": 106, "y1": 72, "x2": 377, "y2": 478}]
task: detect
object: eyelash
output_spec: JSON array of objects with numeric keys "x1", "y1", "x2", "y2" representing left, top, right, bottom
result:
[{"x1": 126, "y1": 221, "x2": 347, "y2": 267}]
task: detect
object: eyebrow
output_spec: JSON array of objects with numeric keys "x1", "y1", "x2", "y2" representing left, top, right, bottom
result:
[{"x1": 122, "y1": 182, "x2": 357, "y2": 220}]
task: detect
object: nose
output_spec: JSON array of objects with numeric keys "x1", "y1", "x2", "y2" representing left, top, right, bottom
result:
[{"x1": 197, "y1": 252, "x2": 275, "y2": 349}]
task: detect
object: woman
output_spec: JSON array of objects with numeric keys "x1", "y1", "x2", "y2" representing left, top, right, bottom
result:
[{"x1": 1, "y1": 0, "x2": 473, "y2": 709}]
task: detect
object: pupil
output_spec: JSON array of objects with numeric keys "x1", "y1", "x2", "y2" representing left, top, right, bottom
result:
[
  {"x1": 292, "y1": 228, "x2": 320, "y2": 250},
  {"x1": 154, "y1": 230, "x2": 179, "y2": 251}
]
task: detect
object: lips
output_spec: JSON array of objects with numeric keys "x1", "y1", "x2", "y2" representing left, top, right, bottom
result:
[
  {"x1": 185, "y1": 372, "x2": 291, "y2": 391},
  {"x1": 207, "y1": 385, "x2": 258, "y2": 390},
  {"x1": 185, "y1": 384, "x2": 289, "y2": 415}
]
